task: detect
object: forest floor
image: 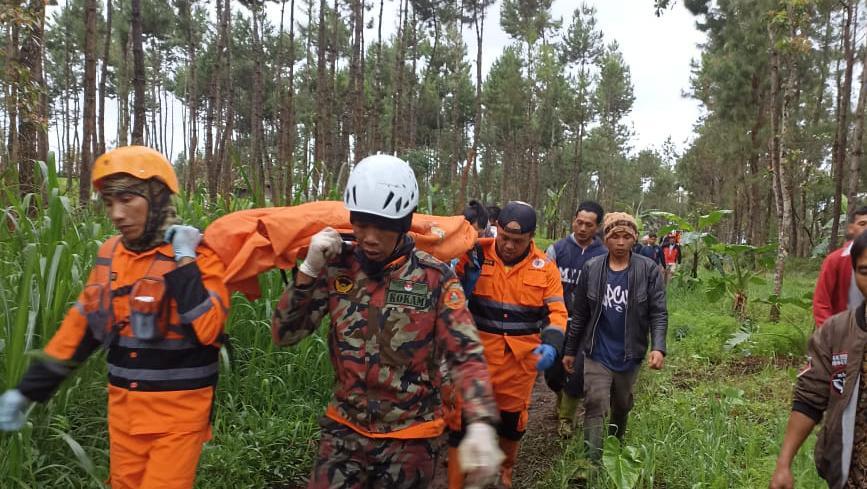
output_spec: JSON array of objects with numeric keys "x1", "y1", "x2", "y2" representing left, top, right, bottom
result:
[{"x1": 513, "y1": 377, "x2": 565, "y2": 489}]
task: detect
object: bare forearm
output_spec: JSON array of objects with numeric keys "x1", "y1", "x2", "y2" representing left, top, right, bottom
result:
[{"x1": 775, "y1": 411, "x2": 816, "y2": 468}]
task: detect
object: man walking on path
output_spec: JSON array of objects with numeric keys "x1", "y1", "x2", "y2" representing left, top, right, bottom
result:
[
  {"x1": 449, "y1": 201, "x2": 568, "y2": 488},
  {"x1": 0, "y1": 146, "x2": 230, "y2": 489},
  {"x1": 637, "y1": 232, "x2": 666, "y2": 270},
  {"x1": 562, "y1": 212, "x2": 667, "y2": 463},
  {"x1": 770, "y1": 230, "x2": 867, "y2": 489},
  {"x1": 661, "y1": 233, "x2": 682, "y2": 285},
  {"x1": 813, "y1": 207, "x2": 867, "y2": 327},
  {"x1": 544, "y1": 201, "x2": 607, "y2": 437},
  {"x1": 271, "y1": 155, "x2": 502, "y2": 489}
]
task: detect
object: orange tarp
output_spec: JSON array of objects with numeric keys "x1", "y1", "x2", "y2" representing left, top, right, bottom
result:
[{"x1": 204, "y1": 201, "x2": 476, "y2": 299}]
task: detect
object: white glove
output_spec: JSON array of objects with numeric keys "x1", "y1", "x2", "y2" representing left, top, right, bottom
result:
[
  {"x1": 458, "y1": 422, "x2": 504, "y2": 489},
  {"x1": 0, "y1": 389, "x2": 31, "y2": 432},
  {"x1": 298, "y1": 227, "x2": 343, "y2": 278}
]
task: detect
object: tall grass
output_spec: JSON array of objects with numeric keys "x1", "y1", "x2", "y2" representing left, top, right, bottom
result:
[
  {"x1": 539, "y1": 274, "x2": 826, "y2": 488},
  {"x1": 1, "y1": 161, "x2": 831, "y2": 488},
  {"x1": 0, "y1": 160, "x2": 332, "y2": 488}
]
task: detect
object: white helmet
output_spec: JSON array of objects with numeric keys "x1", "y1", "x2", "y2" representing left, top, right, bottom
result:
[{"x1": 344, "y1": 154, "x2": 419, "y2": 219}]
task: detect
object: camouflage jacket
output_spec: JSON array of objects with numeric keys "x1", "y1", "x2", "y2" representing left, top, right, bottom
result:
[{"x1": 272, "y1": 245, "x2": 498, "y2": 434}]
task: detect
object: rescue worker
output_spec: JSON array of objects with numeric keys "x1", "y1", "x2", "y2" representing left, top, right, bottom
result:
[
  {"x1": 449, "y1": 201, "x2": 569, "y2": 488},
  {"x1": 0, "y1": 146, "x2": 229, "y2": 489},
  {"x1": 770, "y1": 230, "x2": 867, "y2": 488},
  {"x1": 271, "y1": 154, "x2": 502, "y2": 489},
  {"x1": 544, "y1": 201, "x2": 607, "y2": 437}
]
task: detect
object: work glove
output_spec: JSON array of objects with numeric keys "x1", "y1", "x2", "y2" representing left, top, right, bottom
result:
[
  {"x1": 534, "y1": 344, "x2": 557, "y2": 371},
  {"x1": 458, "y1": 422, "x2": 504, "y2": 489},
  {"x1": 298, "y1": 227, "x2": 343, "y2": 278},
  {"x1": 0, "y1": 389, "x2": 31, "y2": 432},
  {"x1": 164, "y1": 225, "x2": 202, "y2": 261}
]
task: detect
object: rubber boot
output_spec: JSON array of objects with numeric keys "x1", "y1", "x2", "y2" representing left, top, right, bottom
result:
[
  {"x1": 447, "y1": 446, "x2": 464, "y2": 489},
  {"x1": 609, "y1": 413, "x2": 628, "y2": 441},
  {"x1": 498, "y1": 438, "x2": 520, "y2": 488},
  {"x1": 553, "y1": 391, "x2": 563, "y2": 420},
  {"x1": 557, "y1": 393, "x2": 579, "y2": 438},
  {"x1": 584, "y1": 417, "x2": 604, "y2": 465},
  {"x1": 558, "y1": 392, "x2": 578, "y2": 420}
]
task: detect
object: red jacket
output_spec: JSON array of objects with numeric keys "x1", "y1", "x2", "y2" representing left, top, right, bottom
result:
[{"x1": 813, "y1": 242, "x2": 853, "y2": 327}]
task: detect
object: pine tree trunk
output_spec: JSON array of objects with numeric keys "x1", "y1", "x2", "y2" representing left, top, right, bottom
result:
[
  {"x1": 16, "y1": 1, "x2": 46, "y2": 199},
  {"x1": 119, "y1": 28, "x2": 131, "y2": 146},
  {"x1": 80, "y1": 0, "x2": 98, "y2": 204},
  {"x1": 391, "y1": 0, "x2": 408, "y2": 154},
  {"x1": 768, "y1": 16, "x2": 797, "y2": 323},
  {"x1": 465, "y1": 3, "x2": 486, "y2": 210},
  {"x1": 830, "y1": 1, "x2": 856, "y2": 250},
  {"x1": 6, "y1": 24, "x2": 19, "y2": 177},
  {"x1": 350, "y1": 0, "x2": 365, "y2": 163},
  {"x1": 98, "y1": 0, "x2": 112, "y2": 156},
  {"x1": 219, "y1": 0, "x2": 234, "y2": 201},
  {"x1": 131, "y1": 0, "x2": 146, "y2": 145},
  {"x1": 206, "y1": 0, "x2": 227, "y2": 201},
  {"x1": 250, "y1": 6, "x2": 266, "y2": 205},
  {"x1": 282, "y1": 0, "x2": 297, "y2": 201},
  {"x1": 184, "y1": 1, "x2": 198, "y2": 195},
  {"x1": 315, "y1": 0, "x2": 328, "y2": 169},
  {"x1": 847, "y1": 31, "x2": 867, "y2": 222}
]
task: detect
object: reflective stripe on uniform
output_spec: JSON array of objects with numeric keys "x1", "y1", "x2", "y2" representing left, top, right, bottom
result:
[
  {"x1": 179, "y1": 296, "x2": 214, "y2": 324},
  {"x1": 116, "y1": 335, "x2": 199, "y2": 350},
  {"x1": 473, "y1": 316, "x2": 543, "y2": 336},
  {"x1": 108, "y1": 362, "x2": 219, "y2": 381},
  {"x1": 543, "y1": 295, "x2": 564, "y2": 304}
]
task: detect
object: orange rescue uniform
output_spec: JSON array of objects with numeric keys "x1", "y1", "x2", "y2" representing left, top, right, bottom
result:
[
  {"x1": 16, "y1": 236, "x2": 229, "y2": 489},
  {"x1": 450, "y1": 238, "x2": 567, "y2": 487}
]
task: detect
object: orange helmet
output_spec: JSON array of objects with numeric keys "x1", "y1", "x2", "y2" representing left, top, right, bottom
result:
[{"x1": 92, "y1": 146, "x2": 179, "y2": 194}]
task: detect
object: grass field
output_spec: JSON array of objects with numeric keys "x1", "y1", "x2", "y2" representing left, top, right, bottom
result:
[{"x1": 0, "y1": 173, "x2": 830, "y2": 488}]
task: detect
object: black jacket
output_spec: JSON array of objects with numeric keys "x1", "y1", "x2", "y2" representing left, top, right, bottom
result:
[{"x1": 563, "y1": 252, "x2": 668, "y2": 361}]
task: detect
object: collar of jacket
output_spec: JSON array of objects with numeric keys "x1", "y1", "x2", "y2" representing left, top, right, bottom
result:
[
  {"x1": 486, "y1": 239, "x2": 540, "y2": 270},
  {"x1": 569, "y1": 234, "x2": 603, "y2": 252},
  {"x1": 118, "y1": 240, "x2": 175, "y2": 260},
  {"x1": 354, "y1": 234, "x2": 415, "y2": 280},
  {"x1": 857, "y1": 301, "x2": 866, "y2": 331}
]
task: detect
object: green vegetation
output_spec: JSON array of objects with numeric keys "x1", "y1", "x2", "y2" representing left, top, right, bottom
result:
[
  {"x1": 0, "y1": 172, "x2": 828, "y2": 488},
  {"x1": 540, "y1": 272, "x2": 824, "y2": 488}
]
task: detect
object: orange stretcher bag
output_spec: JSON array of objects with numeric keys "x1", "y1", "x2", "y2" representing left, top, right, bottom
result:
[{"x1": 204, "y1": 201, "x2": 476, "y2": 299}]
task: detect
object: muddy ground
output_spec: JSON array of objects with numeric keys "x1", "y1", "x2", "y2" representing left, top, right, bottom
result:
[
  {"x1": 431, "y1": 374, "x2": 566, "y2": 489},
  {"x1": 512, "y1": 375, "x2": 564, "y2": 489}
]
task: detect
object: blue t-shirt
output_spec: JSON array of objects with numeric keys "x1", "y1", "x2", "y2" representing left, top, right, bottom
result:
[{"x1": 591, "y1": 267, "x2": 641, "y2": 372}]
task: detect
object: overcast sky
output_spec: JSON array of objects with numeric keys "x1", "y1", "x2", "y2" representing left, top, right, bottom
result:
[{"x1": 263, "y1": 0, "x2": 707, "y2": 154}]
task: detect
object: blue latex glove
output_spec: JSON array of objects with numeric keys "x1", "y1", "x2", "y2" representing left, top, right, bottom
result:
[
  {"x1": 0, "y1": 389, "x2": 31, "y2": 432},
  {"x1": 534, "y1": 344, "x2": 557, "y2": 371},
  {"x1": 164, "y1": 225, "x2": 202, "y2": 261}
]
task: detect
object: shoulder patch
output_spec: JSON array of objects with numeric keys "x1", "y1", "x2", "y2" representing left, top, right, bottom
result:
[
  {"x1": 334, "y1": 275, "x2": 354, "y2": 294},
  {"x1": 532, "y1": 258, "x2": 546, "y2": 269},
  {"x1": 443, "y1": 280, "x2": 466, "y2": 309}
]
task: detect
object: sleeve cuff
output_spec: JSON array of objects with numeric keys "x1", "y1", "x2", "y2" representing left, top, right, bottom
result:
[
  {"x1": 18, "y1": 359, "x2": 74, "y2": 403},
  {"x1": 541, "y1": 326, "x2": 565, "y2": 354},
  {"x1": 792, "y1": 400, "x2": 823, "y2": 424}
]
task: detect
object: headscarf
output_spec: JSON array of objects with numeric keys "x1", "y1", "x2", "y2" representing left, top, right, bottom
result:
[
  {"x1": 100, "y1": 175, "x2": 179, "y2": 252},
  {"x1": 602, "y1": 212, "x2": 638, "y2": 241}
]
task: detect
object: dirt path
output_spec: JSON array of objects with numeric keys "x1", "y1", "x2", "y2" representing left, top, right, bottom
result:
[{"x1": 512, "y1": 374, "x2": 564, "y2": 489}]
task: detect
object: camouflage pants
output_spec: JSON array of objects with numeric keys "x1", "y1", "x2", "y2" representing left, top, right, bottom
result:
[{"x1": 308, "y1": 418, "x2": 443, "y2": 489}]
